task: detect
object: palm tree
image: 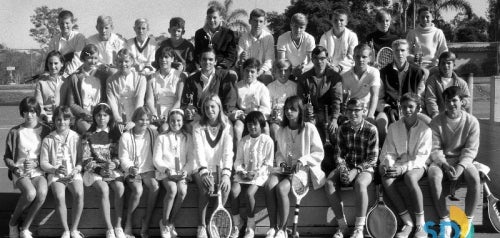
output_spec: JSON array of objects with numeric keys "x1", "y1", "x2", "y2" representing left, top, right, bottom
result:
[{"x1": 208, "y1": 0, "x2": 250, "y2": 38}]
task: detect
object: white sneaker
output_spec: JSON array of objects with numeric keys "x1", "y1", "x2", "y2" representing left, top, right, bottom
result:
[
  {"x1": 265, "y1": 228, "x2": 276, "y2": 238},
  {"x1": 106, "y1": 229, "x2": 116, "y2": 238},
  {"x1": 197, "y1": 226, "x2": 208, "y2": 238},
  {"x1": 61, "y1": 231, "x2": 71, "y2": 238},
  {"x1": 332, "y1": 225, "x2": 348, "y2": 238},
  {"x1": 439, "y1": 224, "x2": 452, "y2": 238},
  {"x1": 230, "y1": 225, "x2": 240, "y2": 238},
  {"x1": 115, "y1": 227, "x2": 126, "y2": 238},
  {"x1": 170, "y1": 225, "x2": 177, "y2": 238},
  {"x1": 159, "y1": 220, "x2": 171, "y2": 238},
  {"x1": 70, "y1": 230, "x2": 85, "y2": 238},
  {"x1": 349, "y1": 228, "x2": 363, "y2": 238},
  {"x1": 9, "y1": 224, "x2": 19, "y2": 238},
  {"x1": 275, "y1": 229, "x2": 287, "y2": 238},
  {"x1": 243, "y1": 227, "x2": 255, "y2": 238},
  {"x1": 19, "y1": 230, "x2": 33, "y2": 238}
]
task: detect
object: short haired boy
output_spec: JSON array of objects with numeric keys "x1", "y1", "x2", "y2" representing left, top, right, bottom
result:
[
  {"x1": 126, "y1": 18, "x2": 157, "y2": 75},
  {"x1": 277, "y1": 13, "x2": 315, "y2": 77},
  {"x1": 194, "y1": 6, "x2": 238, "y2": 69},
  {"x1": 366, "y1": 9, "x2": 398, "y2": 53},
  {"x1": 424, "y1": 51, "x2": 471, "y2": 118},
  {"x1": 319, "y1": 9, "x2": 359, "y2": 73},
  {"x1": 379, "y1": 93, "x2": 431, "y2": 238},
  {"x1": 159, "y1": 17, "x2": 196, "y2": 74},
  {"x1": 86, "y1": 15, "x2": 126, "y2": 66},
  {"x1": 297, "y1": 45, "x2": 342, "y2": 142},
  {"x1": 267, "y1": 59, "x2": 297, "y2": 139},
  {"x1": 238, "y1": 9, "x2": 275, "y2": 84},
  {"x1": 427, "y1": 86, "x2": 480, "y2": 237},
  {"x1": 48, "y1": 10, "x2": 86, "y2": 77},
  {"x1": 406, "y1": 6, "x2": 448, "y2": 68},
  {"x1": 324, "y1": 99, "x2": 378, "y2": 238}
]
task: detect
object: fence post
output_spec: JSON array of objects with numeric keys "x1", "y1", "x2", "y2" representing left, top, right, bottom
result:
[
  {"x1": 491, "y1": 76, "x2": 500, "y2": 123},
  {"x1": 467, "y1": 73, "x2": 473, "y2": 114}
]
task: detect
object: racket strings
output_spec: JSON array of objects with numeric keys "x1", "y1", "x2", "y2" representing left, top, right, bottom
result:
[
  {"x1": 292, "y1": 177, "x2": 308, "y2": 196},
  {"x1": 377, "y1": 48, "x2": 393, "y2": 69},
  {"x1": 211, "y1": 210, "x2": 232, "y2": 237}
]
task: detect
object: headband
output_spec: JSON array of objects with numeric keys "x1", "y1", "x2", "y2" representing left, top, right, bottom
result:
[{"x1": 169, "y1": 108, "x2": 185, "y2": 116}]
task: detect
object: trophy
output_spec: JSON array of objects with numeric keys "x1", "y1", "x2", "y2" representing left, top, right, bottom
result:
[
  {"x1": 169, "y1": 145, "x2": 184, "y2": 180},
  {"x1": 18, "y1": 149, "x2": 35, "y2": 178},
  {"x1": 185, "y1": 93, "x2": 196, "y2": 121},
  {"x1": 55, "y1": 145, "x2": 75, "y2": 185},
  {"x1": 304, "y1": 93, "x2": 315, "y2": 124},
  {"x1": 127, "y1": 155, "x2": 142, "y2": 183},
  {"x1": 270, "y1": 98, "x2": 282, "y2": 122}
]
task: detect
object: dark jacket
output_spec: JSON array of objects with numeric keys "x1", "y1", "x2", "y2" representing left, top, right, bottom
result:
[
  {"x1": 194, "y1": 27, "x2": 237, "y2": 69},
  {"x1": 297, "y1": 67, "x2": 343, "y2": 119},
  {"x1": 181, "y1": 69, "x2": 238, "y2": 114},
  {"x1": 380, "y1": 62, "x2": 425, "y2": 108},
  {"x1": 67, "y1": 66, "x2": 113, "y2": 118}
]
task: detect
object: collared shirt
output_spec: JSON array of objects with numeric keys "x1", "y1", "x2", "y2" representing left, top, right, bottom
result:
[
  {"x1": 238, "y1": 30, "x2": 275, "y2": 72},
  {"x1": 49, "y1": 30, "x2": 86, "y2": 75},
  {"x1": 277, "y1": 31, "x2": 315, "y2": 67},
  {"x1": 236, "y1": 79, "x2": 271, "y2": 116},
  {"x1": 200, "y1": 69, "x2": 215, "y2": 92},
  {"x1": 80, "y1": 70, "x2": 102, "y2": 112},
  {"x1": 86, "y1": 33, "x2": 125, "y2": 65},
  {"x1": 341, "y1": 65, "x2": 381, "y2": 105},
  {"x1": 334, "y1": 120, "x2": 379, "y2": 171}
]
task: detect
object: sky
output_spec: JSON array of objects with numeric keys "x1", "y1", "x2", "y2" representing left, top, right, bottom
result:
[{"x1": 0, "y1": 0, "x2": 489, "y2": 49}]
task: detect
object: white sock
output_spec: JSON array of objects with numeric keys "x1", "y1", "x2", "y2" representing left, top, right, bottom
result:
[
  {"x1": 415, "y1": 212, "x2": 425, "y2": 226},
  {"x1": 354, "y1": 217, "x2": 366, "y2": 229},
  {"x1": 399, "y1": 210, "x2": 414, "y2": 226},
  {"x1": 467, "y1": 216, "x2": 474, "y2": 225}
]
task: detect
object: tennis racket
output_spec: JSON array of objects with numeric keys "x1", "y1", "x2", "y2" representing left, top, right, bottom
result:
[
  {"x1": 321, "y1": 105, "x2": 335, "y2": 174},
  {"x1": 290, "y1": 170, "x2": 310, "y2": 238},
  {"x1": 366, "y1": 184, "x2": 397, "y2": 238},
  {"x1": 375, "y1": 47, "x2": 393, "y2": 70},
  {"x1": 208, "y1": 166, "x2": 232, "y2": 238},
  {"x1": 484, "y1": 183, "x2": 500, "y2": 232}
]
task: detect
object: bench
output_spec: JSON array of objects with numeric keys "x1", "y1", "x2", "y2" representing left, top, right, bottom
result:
[{"x1": 0, "y1": 166, "x2": 483, "y2": 237}]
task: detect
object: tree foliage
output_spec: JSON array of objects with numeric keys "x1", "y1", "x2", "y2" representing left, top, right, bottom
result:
[
  {"x1": 453, "y1": 13, "x2": 489, "y2": 42},
  {"x1": 29, "y1": 6, "x2": 78, "y2": 49}
]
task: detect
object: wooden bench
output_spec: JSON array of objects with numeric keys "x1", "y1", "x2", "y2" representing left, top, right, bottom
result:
[{"x1": 0, "y1": 165, "x2": 483, "y2": 237}]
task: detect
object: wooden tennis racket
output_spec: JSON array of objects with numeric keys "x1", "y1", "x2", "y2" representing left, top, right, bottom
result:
[
  {"x1": 484, "y1": 183, "x2": 500, "y2": 232},
  {"x1": 290, "y1": 170, "x2": 310, "y2": 238},
  {"x1": 375, "y1": 47, "x2": 393, "y2": 70},
  {"x1": 208, "y1": 166, "x2": 232, "y2": 238},
  {"x1": 366, "y1": 184, "x2": 397, "y2": 238}
]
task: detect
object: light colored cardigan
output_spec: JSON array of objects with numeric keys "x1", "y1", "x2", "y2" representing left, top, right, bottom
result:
[
  {"x1": 40, "y1": 130, "x2": 82, "y2": 174},
  {"x1": 275, "y1": 122, "x2": 325, "y2": 189},
  {"x1": 380, "y1": 119, "x2": 432, "y2": 171}
]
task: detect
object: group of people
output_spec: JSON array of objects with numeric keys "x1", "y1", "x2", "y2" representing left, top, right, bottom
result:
[{"x1": 4, "y1": 3, "x2": 484, "y2": 238}]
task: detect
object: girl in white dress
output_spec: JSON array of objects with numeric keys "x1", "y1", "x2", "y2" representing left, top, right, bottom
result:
[
  {"x1": 153, "y1": 109, "x2": 194, "y2": 238},
  {"x1": 145, "y1": 47, "x2": 184, "y2": 129},
  {"x1": 119, "y1": 107, "x2": 159, "y2": 238},
  {"x1": 107, "y1": 48, "x2": 147, "y2": 131},
  {"x1": 230, "y1": 111, "x2": 274, "y2": 238},
  {"x1": 40, "y1": 106, "x2": 84, "y2": 238}
]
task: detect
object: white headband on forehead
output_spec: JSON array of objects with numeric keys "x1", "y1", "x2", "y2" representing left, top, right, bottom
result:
[{"x1": 169, "y1": 109, "x2": 184, "y2": 116}]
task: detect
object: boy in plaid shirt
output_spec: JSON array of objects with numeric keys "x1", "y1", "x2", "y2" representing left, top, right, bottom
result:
[{"x1": 324, "y1": 98, "x2": 379, "y2": 238}]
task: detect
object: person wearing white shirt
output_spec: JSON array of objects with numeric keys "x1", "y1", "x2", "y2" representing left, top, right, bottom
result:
[
  {"x1": 277, "y1": 13, "x2": 315, "y2": 78},
  {"x1": 319, "y1": 8, "x2": 358, "y2": 73},
  {"x1": 379, "y1": 93, "x2": 431, "y2": 238},
  {"x1": 192, "y1": 95, "x2": 233, "y2": 237},
  {"x1": 126, "y1": 18, "x2": 156, "y2": 75},
  {"x1": 48, "y1": 10, "x2": 85, "y2": 77},
  {"x1": 341, "y1": 44, "x2": 381, "y2": 120},
  {"x1": 238, "y1": 9, "x2": 275, "y2": 84},
  {"x1": 86, "y1": 15, "x2": 125, "y2": 66},
  {"x1": 233, "y1": 58, "x2": 271, "y2": 145},
  {"x1": 267, "y1": 59, "x2": 297, "y2": 140}
]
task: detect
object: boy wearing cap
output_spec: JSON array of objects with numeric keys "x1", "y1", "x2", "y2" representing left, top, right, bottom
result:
[
  {"x1": 424, "y1": 51, "x2": 471, "y2": 118},
  {"x1": 319, "y1": 8, "x2": 358, "y2": 73},
  {"x1": 427, "y1": 86, "x2": 480, "y2": 238},
  {"x1": 86, "y1": 15, "x2": 125, "y2": 66},
  {"x1": 277, "y1": 13, "x2": 315, "y2": 78},
  {"x1": 324, "y1": 98, "x2": 379, "y2": 238},
  {"x1": 379, "y1": 93, "x2": 431, "y2": 238}
]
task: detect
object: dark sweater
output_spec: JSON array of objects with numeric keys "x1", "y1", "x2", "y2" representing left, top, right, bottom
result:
[
  {"x1": 380, "y1": 62, "x2": 425, "y2": 108},
  {"x1": 366, "y1": 30, "x2": 399, "y2": 53},
  {"x1": 194, "y1": 26, "x2": 237, "y2": 69},
  {"x1": 159, "y1": 39, "x2": 196, "y2": 73},
  {"x1": 181, "y1": 69, "x2": 237, "y2": 114}
]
